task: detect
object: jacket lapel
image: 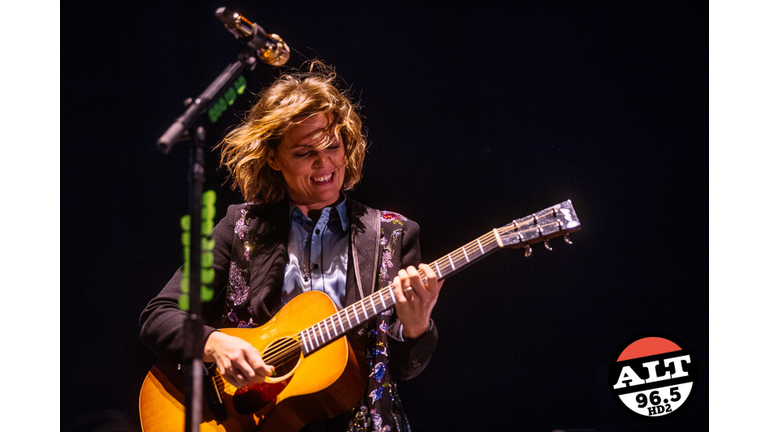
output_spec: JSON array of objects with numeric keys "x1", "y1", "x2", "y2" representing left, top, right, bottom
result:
[
  {"x1": 246, "y1": 201, "x2": 290, "y2": 324},
  {"x1": 345, "y1": 199, "x2": 381, "y2": 306}
]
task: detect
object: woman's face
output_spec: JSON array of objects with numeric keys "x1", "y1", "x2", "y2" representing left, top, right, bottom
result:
[{"x1": 268, "y1": 115, "x2": 346, "y2": 212}]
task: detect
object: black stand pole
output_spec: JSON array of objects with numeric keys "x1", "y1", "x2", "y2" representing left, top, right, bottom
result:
[
  {"x1": 156, "y1": 52, "x2": 258, "y2": 432},
  {"x1": 183, "y1": 125, "x2": 206, "y2": 432}
]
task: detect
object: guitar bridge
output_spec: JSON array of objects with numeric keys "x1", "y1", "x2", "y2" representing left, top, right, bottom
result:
[{"x1": 204, "y1": 364, "x2": 229, "y2": 422}]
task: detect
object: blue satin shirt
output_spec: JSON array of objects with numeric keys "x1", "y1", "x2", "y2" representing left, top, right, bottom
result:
[{"x1": 282, "y1": 195, "x2": 349, "y2": 309}]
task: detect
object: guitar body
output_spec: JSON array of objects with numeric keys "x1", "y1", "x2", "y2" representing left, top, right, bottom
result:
[{"x1": 139, "y1": 291, "x2": 367, "y2": 432}]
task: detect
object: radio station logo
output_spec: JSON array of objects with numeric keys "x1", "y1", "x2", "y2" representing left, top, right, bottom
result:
[{"x1": 610, "y1": 333, "x2": 696, "y2": 419}]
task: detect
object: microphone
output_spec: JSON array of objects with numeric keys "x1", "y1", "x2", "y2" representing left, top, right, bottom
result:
[{"x1": 216, "y1": 7, "x2": 290, "y2": 66}]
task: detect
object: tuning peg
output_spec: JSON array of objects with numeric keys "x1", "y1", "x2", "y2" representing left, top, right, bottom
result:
[
  {"x1": 564, "y1": 233, "x2": 573, "y2": 245},
  {"x1": 544, "y1": 239, "x2": 553, "y2": 251},
  {"x1": 524, "y1": 245, "x2": 533, "y2": 257}
]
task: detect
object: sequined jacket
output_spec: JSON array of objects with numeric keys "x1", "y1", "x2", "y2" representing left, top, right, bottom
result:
[{"x1": 140, "y1": 198, "x2": 438, "y2": 432}]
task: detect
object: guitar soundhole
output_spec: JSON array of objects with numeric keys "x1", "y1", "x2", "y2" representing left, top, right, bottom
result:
[
  {"x1": 232, "y1": 337, "x2": 300, "y2": 415},
  {"x1": 263, "y1": 336, "x2": 302, "y2": 378}
]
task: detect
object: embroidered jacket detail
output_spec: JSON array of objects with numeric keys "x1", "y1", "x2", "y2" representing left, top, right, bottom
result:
[
  {"x1": 379, "y1": 229, "x2": 403, "y2": 283},
  {"x1": 348, "y1": 210, "x2": 412, "y2": 432},
  {"x1": 381, "y1": 211, "x2": 406, "y2": 225},
  {"x1": 227, "y1": 262, "x2": 249, "y2": 306},
  {"x1": 235, "y1": 206, "x2": 254, "y2": 262},
  {"x1": 222, "y1": 202, "x2": 263, "y2": 327}
]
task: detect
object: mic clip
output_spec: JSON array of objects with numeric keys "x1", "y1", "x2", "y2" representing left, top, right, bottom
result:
[{"x1": 216, "y1": 7, "x2": 290, "y2": 66}]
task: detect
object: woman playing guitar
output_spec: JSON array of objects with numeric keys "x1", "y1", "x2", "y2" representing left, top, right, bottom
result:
[{"x1": 139, "y1": 60, "x2": 443, "y2": 432}]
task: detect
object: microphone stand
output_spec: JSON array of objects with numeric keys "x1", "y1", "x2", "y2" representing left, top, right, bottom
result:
[
  {"x1": 157, "y1": 51, "x2": 257, "y2": 155},
  {"x1": 156, "y1": 50, "x2": 259, "y2": 432}
]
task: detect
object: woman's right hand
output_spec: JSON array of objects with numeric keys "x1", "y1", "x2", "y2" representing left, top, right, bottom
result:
[{"x1": 203, "y1": 331, "x2": 275, "y2": 388}]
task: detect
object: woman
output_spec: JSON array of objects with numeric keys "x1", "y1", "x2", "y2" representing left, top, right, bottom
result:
[{"x1": 140, "y1": 61, "x2": 442, "y2": 432}]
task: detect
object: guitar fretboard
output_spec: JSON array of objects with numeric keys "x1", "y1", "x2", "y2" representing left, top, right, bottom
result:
[
  {"x1": 297, "y1": 199, "x2": 580, "y2": 356},
  {"x1": 298, "y1": 229, "x2": 505, "y2": 355}
]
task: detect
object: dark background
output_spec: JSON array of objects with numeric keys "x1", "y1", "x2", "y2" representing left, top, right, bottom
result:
[{"x1": 61, "y1": 2, "x2": 708, "y2": 431}]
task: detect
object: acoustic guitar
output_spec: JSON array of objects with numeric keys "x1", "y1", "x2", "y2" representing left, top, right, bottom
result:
[{"x1": 139, "y1": 199, "x2": 581, "y2": 431}]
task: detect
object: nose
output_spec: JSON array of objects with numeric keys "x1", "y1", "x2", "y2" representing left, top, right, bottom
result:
[
  {"x1": 311, "y1": 154, "x2": 324, "y2": 168},
  {"x1": 312, "y1": 152, "x2": 332, "y2": 169}
]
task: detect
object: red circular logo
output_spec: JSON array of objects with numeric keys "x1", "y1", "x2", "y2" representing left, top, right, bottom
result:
[{"x1": 610, "y1": 333, "x2": 697, "y2": 418}]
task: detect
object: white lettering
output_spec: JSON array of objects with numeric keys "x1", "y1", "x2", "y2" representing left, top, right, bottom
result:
[
  {"x1": 613, "y1": 365, "x2": 645, "y2": 389},
  {"x1": 643, "y1": 359, "x2": 671, "y2": 383},
  {"x1": 665, "y1": 355, "x2": 691, "y2": 379}
]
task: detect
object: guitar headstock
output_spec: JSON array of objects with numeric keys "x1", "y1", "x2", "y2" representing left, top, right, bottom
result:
[{"x1": 497, "y1": 199, "x2": 581, "y2": 255}]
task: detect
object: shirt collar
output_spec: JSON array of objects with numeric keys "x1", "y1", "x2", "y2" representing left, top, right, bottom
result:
[{"x1": 288, "y1": 193, "x2": 349, "y2": 231}]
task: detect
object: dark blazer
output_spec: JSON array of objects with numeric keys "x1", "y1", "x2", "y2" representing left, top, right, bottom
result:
[{"x1": 139, "y1": 197, "x2": 438, "y2": 431}]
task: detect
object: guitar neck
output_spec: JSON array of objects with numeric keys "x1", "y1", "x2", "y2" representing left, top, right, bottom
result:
[
  {"x1": 298, "y1": 199, "x2": 581, "y2": 356},
  {"x1": 297, "y1": 230, "x2": 504, "y2": 355}
]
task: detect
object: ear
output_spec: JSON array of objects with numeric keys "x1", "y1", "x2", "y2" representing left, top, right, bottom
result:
[{"x1": 266, "y1": 147, "x2": 281, "y2": 171}]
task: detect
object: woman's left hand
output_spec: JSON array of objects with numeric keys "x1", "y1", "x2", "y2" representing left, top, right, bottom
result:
[{"x1": 392, "y1": 263, "x2": 443, "y2": 339}]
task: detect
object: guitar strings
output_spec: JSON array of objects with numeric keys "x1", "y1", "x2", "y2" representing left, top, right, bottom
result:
[
  {"x1": 286, "y1": 223, "x2": 554, "y2": 351},
  {"x1": 251, "y1": 227, "x2": 519, "y2": 366},
  {"x1": 429, "y1": 220, "x2": 563, "y2": 274},
  {"x1": 242, "y1": 286, "x2": 400, "y2": 373},
  {"x1": 214, "y1": 345, "x2": 303, "y2": 392},
  {"x1": 261, "y1": 340, "x2": 298, "y2": 364}
]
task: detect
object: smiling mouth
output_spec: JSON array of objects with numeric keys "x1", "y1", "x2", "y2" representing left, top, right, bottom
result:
[{"x1": 311, "y1": 172, "x2": 334, "y2": 184}]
